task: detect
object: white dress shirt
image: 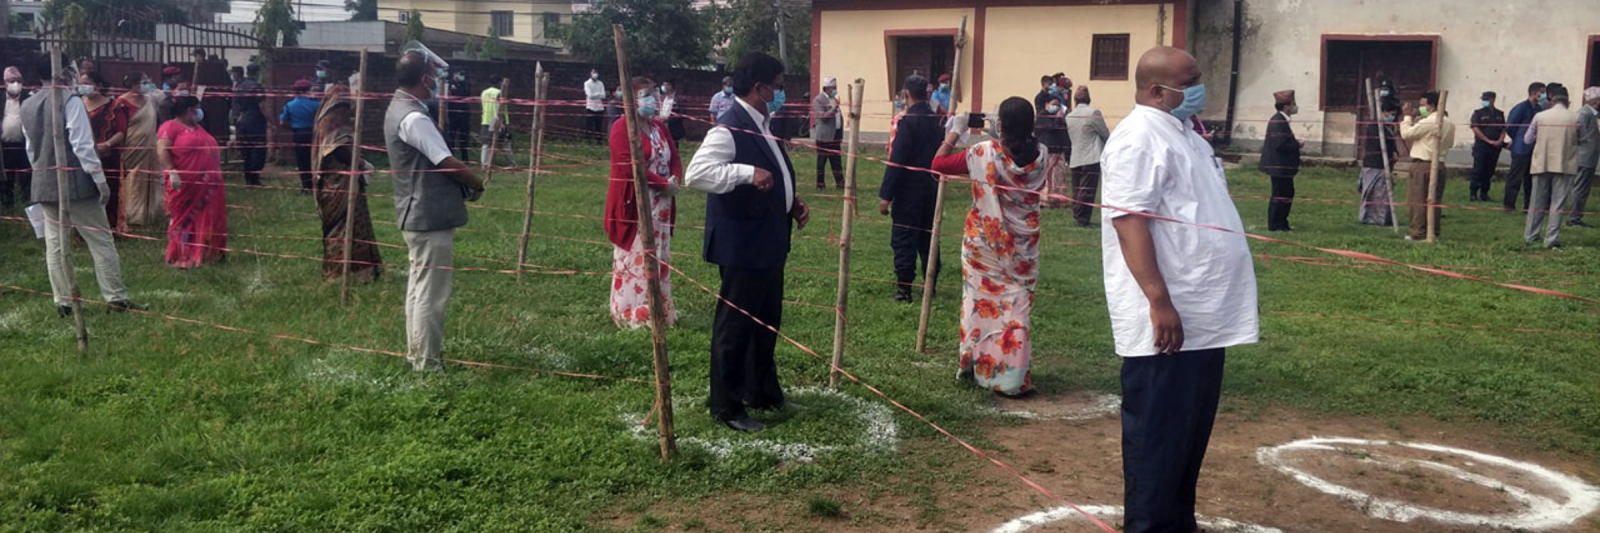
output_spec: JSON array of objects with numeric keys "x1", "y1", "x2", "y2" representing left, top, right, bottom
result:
[
  {"x1": 1100, "y1": 105, "x2": 1258, "y2": 357},
  {"x1": 22, "y1": 93, "x2": 105, "y2": 183},
  {"x1": 2, "y1": 94, "x2": 23, "y2": 142},
  {"x1": 584, "y1": 78, "x2": 606, "y2": 112},
  {"x1": 398, "y1": 112, "x2": 454, "y2": 165},
  {"x1": 660, "y1": 93, "x2": 676, "y2": 118},
  {"x1": 684, "y1": 96, "x2": 793, "y2": 211}
]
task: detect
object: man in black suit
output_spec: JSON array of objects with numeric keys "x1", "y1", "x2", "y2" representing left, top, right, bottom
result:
[
  {"x1": 878, "y1": 75, "x2": 943, "y2": 303},
  {"x1": 684, "y1": 52, "x2": 811, "y2": 433},
  {"x1": 1260, "y1": 89, "x2": 1302, "y2": 232}
]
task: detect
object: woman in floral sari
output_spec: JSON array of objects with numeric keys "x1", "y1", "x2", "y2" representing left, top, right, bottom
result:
[
  {"x1": 930, "y1": 97, "x2": 1049, "y2": 398},
  {"x1": 83, "y1": 72, "x2": 130, "y2": 227},
  {"x1": 119, "y1": 73, "x2": 164, "y2": 229},
  {"x1": 311, "y1": 84, "x2": 382, "y2": 283},
  {"x1": 156, "y1": 96, "x2": 227, "y2": 268},
  {"x1": 603, "y1": 77, "x2": 680, "y2": 328}
]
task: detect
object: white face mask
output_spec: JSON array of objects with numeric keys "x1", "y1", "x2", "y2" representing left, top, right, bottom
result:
[
  {"x1": 5, "y1": 82, "x2": 18, "y2": 95},
  {"x1": 77, "y1": 84, "x2": 95, "y2": 96}
]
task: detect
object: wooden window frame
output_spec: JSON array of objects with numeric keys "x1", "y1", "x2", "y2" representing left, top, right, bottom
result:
[
  {"x1": 1090, "y1": 33, "x2": 1131, "y2": 81},
  {"x1": 491, "y1": 11, "x2": 515, "y2": 37},
  {"x1": 1319, "y1": 34, "x2": 1440, "y2": 112}
]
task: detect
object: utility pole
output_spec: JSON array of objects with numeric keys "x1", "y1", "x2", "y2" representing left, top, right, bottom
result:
[{"x1": 773, "y1": 0, "x2": 788, "y2": 68}]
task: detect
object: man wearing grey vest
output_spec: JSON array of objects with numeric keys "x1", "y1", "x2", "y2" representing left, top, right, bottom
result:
[
  {"x1": 384, "y1": 51, "x2": 487, "y2": 372},
  {"x1": 22, "y1": 59, "x2": 143, "y2": 316}
]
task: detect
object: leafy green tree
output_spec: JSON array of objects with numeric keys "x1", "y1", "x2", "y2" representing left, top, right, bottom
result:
[
  {"x1": 252, "y1": 0, "x2": 299, "y2": 47},
  {"x1": 712, "y1": 0, "x2": 810, "y2": 72},
  {"x1": 480, "y1": 25, "x2": 505, "y2": 60},
  {"x1": 404, "y1": 9, "x2": 425, "y2": 45},
  {"x1": 557, "y1": 0, "x2": 711, "y2": 68},
  {"x1": 60, "y1": 3, "x2": 88, "y2": 59},
  {"x1": 343, "y1": 0, "x2": 377, "y2": 21}
]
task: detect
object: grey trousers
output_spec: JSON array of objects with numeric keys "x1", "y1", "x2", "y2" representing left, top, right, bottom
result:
[
  {"x1": 403, "y1": 229, "x2": 455, "y2": 371},
  {"x1": 41, "y1": 200, "x2": 129, "y2": 305},
  {"x1": 1525, "y1": 173, "x2": 1574, "y2": 247},
  {"x1": 1572, "y1": 166, "x2": 1594, "y2": 223}
]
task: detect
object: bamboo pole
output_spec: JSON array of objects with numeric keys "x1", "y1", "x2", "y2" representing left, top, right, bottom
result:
[
  {"x1": 915, "y1": 15, "x2": 967, "y2": 353},
  {"x1": 483, "y1": 78, "x2": 510, "y2": 181},
  {"x1": 613, "y1": 24, "x2": 676, "y2": 461},
  {"x1": 1366, "y1": 79, "x2": 1400, "y2": 233},
  {"x1": 340, "y1": 50, "x2": 369, "y2": 306},
  {"x1": 516, "y1": 63, "x2": 550, "y2": 280},
  {"x1": 829, "y1": 79, "x2": 866, "y2": 388},
  {"x1": 1427, "y1": 90, "x2": 1448, "y2": 243},
  {"x1": 49, "y1": 48, "x2": 88, "y2": 351}
]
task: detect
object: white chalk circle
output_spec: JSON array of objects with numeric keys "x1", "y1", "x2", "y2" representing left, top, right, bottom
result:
[
  {"x1": 984, "y1": 392, "x2": 1121, "y2": 422},
  {"x1": 1258, "y1": 437, "x2": 1600, "y2": 530},
  {"x1": 620, "y1": 386, "x2": 899, "y2": 463},
  {"x1": 990, "y1": 504, "x2": 1286, "y2": 533}
]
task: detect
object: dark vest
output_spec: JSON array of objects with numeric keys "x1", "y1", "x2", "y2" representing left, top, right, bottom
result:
[
  {"x1": 384, "y1": 89, "x2": 468, "y2": 232},
  {"x1": 702, "y1": 103, "x2": 796, "y2": 269},
  {"x1": 22, "y1": 89, "x2": 96, "y2": 204}
]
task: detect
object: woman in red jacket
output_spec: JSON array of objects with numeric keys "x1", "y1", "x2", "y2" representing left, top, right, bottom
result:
[{"x1": 604, "y1": 76, "x2": 681, "y2": 328}]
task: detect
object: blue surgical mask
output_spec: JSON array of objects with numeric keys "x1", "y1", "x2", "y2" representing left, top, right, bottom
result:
[
  {"x1": 194, "y1": 108, "x2": 205, "y2": 122},
  {"x1": 1166, "y1": 83, "x2": 1208, "y2": 121},
  {"x1": 722, "y1": 86, "x2": 733, "y2": 96},
  {"x1": 142, "y1": 82, "x2": 157, "y2": 94},
  {"x1": 1481, "y1": 100, "x2": 1491, "y2": 109},
  {"x1": 637, "y1": 94, "x2": 659, "y2": 118},
  {"x1": 939, "y1": 83, "x2": 949, "y2": 90},
  {"x1": 1539, "y1": 93, "x2": 1550, "y2": 105},
  {"x1": 162, "y1": 82, "x2": 172, "y2": 91},
  {"x1": 768, "y1": 90, "x2": 785, "y2": 113}
]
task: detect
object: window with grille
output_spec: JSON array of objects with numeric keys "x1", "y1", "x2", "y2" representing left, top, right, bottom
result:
[
  {"x1": 492, "y1": 11, "x2": 514, "y2": 37},
  {"x1": 1091, "y1": 34, "x2": 1131, "y2": 81},
  {"x1": 398, "y1": 11, "x2": 409, "y2": 23},
  {"x1": 542, "y1": 12, "x2": 560, "y2": 39}
]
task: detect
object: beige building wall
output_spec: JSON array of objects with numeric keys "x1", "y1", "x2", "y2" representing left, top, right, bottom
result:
[
  {"x1": 378, "y1": 0, "x2": 572, "y2": 49},
  {"x1": 982, "y1": 3, "x2": 1175, "y2": 129},
  {"x1": 816, "y1": 8, "x2": 979, "y2": 132}
]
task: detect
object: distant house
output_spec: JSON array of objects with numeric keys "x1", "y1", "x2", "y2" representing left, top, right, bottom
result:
[
  {"x1": 377, "y1": 0, "x2": 582, "y2": 52},
  {"x1": 811, "y1": 0, "x2": 1191, "y2": 134},
  {"x1": 1191, "y1": 0, "x2": 1600, "y2": 162}
]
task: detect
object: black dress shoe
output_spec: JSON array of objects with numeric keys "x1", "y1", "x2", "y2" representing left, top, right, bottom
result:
[
  {"x1": 1568, "y1": 219, "x2": 1591, "y2": 227},
  {"x1": 719, "y1": 415, "x2": 765, "y2": 433},
  {"x1": 893, "y1": 288, "x2": 914, "y2": 303},
  {"x1": 108, "y1": 300, "x2": 148, "y2": 313},
  {"x1": 752, "y1": 401, "x2": 804, "y2": 413},
  {"x1": 57, "y1": 305, "x2": 73, "y2": 318}
]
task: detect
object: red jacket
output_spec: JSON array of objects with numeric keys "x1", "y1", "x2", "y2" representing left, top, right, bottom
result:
[{"x1": 604, "y1": 117, "x2": 680, "y2": 248}]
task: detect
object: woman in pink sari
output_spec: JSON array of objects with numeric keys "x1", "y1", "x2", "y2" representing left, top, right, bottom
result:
[{"x1": 156, "y1": 95, "x2": 227, "y2": 268}]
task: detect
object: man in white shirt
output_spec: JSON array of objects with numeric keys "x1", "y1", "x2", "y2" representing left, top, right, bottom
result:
[
  {"x1": 2, "y1": 66, "x2": 30, "y2": 209},
  {"x1": 685, "y1": 52, "x2": 809, "y2": 433},
  {"x1": 22, "y1": 60, "x2": 144, "y2": 316},
  {"x1": 1099, "y1": 46, "x2": 1259, "y2": 533},
  {"x1": 583, "y1": 70, "x2": 606, "y2": 142},
  {"x1": 383, "y1": 52, "x2": 486, "y2": 372}
]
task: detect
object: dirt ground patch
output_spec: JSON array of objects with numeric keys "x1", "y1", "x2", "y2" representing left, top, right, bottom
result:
[{"x1": 600, "y1": 396, "x2": 1600, "y2": 533}]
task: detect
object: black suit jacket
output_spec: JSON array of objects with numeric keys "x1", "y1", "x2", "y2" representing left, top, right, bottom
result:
[
  {"x1": 880, "y1": 102, "x2": 942, "y2": 222},
  {"x1": 1259, "y1": 112, "x2": 1301, "y2": 177}
]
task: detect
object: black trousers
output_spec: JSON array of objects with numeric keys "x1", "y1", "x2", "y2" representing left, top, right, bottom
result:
[
  {"x1": 0, "y1": 138, "x2": 29, "y2": 207},
  {"x1": 1122, "y1": 348, "x2": 1226, "y2": 533},
  {"x1": 292, "y1": 128, "x2": 314, "y2": 190},
  {"x1": 1071, "y1": 164, "x2": 1102, "y2": 225},
  {"x1": 237, "y1": 121, "x2": 267, "y2": 185},
  {"x1": 891, "y1": 204, "x2": 940, "y2": 291},
  {"x1": 1504, "y1": 153, "x2": 1533, "y2": 210},
  {"x1": 1267, "y1": 176, "x2": 1296, "y2": 231},
  {"x1": 816, "y1": 138, "x2": 843, "y2": 186},
  {"x1": 585, "y1": 110, "x2": 606, "y2": 142},
  {"x1": 1470, "y1": 144, "x2": 1501, "y2": 198},
  {"x1": 708, "y1": 266, "x2": 786, "y2": 421},
  {"x1": 446, "y1": 114, "x2": 474, "y2": 162}
]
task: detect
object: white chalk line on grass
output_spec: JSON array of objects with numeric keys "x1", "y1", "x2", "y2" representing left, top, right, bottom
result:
[
  {"x1": 983, "y1": 393, "x2": 1121, "y2": 422},
  {"x1": 621, "y1": 386, "x2": 899, "y2": 463},
  {"x1": 990, "y1": 504, "x2": 1286, "y2": 533},
  {"x1": 1258, "y1": 437, "x2": 1600, "y2": 530}
]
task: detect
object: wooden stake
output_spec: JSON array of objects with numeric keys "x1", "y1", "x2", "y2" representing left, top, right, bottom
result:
[
  {"x1": 340, "y1": 49, "x2": 368, "y2": 306},
  {"x1": 516, "y1": 63, "x2": 550, "y2": 280},
  {"x1": 829, "y1": 79, "x2": 866, "y2": 388},
  {"x1": 614, "y1": 24, "x2": 676, "y2": 461},
  {"x1": 1427, "y1": 90, "x2": 1448, "y2": 243},
  {"x1": 48, "y1": 48, "x2": 88, "y2": 351},
  {"x1": 915, "y1": 16, "x2": 967, "y2": 353},
  {"x1": 1366, "y1": 78, "x2": 1400, "y2": 233}
]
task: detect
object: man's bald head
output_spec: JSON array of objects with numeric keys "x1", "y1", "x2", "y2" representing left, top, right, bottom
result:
[
  {"x1": 1133, "y1": 46, "x2": 1201, "y2": 109},
  {"x1": 395, "y1": 51, "x2": 429, "y2": 89}
]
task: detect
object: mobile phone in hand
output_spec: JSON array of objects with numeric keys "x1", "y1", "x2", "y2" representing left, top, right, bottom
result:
[{"x1": 967, "y1": 112, "x2": 986, "y2": 129}]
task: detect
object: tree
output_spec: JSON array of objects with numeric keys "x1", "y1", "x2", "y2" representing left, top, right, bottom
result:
[
  {"x1": 463, "y1": 38, "x2": 479, "y2": 61},
  {"x1": 252, "y1": 0, "x2": 298, "y2": 47},
  {"x1": 557, "y1": 0, "x2": 712, "y2": 68},
  {"x1": 60, "y1": 3, "x2": 88, "y2": 59},
  {"x1": 344, "y1": 0, "x2": 377, "y2": 21},
  {"x1": 480, "y1": 25, "x2": 505, "y2": 61},
  {"x1": 713, "y1": 0, "x2": 810, "y2": 72},
  {"x1": 404, "y1": 9, "x2": 425, "y2": 45}
]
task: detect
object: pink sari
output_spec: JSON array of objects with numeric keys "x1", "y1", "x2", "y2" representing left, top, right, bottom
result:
[{"x1": 158, "y1": 119, "x2": 227, "y2": 268}]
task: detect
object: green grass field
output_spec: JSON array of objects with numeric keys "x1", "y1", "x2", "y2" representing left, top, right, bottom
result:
[{"x1": 1, "y1": 139, "x2": 1597, "y2": 532}]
